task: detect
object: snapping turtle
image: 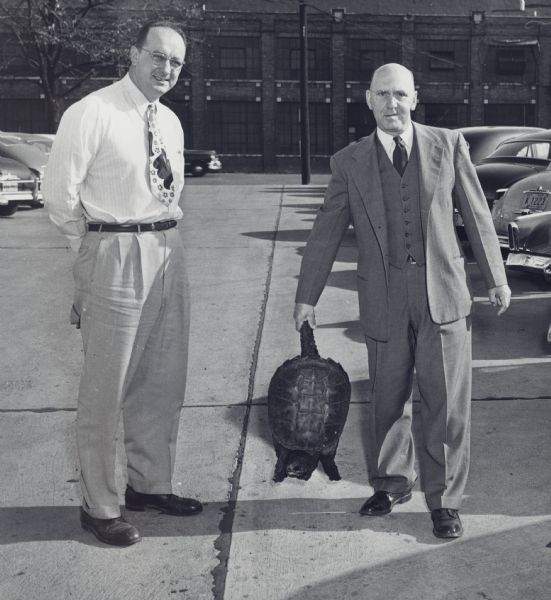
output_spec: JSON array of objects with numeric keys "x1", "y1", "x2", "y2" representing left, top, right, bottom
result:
[{"x1": 267, "y1": 322, "x2": 351, "y2": 482}]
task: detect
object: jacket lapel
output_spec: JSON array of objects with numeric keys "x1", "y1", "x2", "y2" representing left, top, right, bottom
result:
[
  {"x1": 349, "y1": 134, "x2": 388, "y2": 260},
  {"x1": 413, "y1": 123, "x2": 443, "y2": 232}
]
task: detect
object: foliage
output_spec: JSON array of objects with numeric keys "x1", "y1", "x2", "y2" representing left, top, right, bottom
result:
[{"x1": 0, "y1": 0, "x2": 203, "y2": 129}]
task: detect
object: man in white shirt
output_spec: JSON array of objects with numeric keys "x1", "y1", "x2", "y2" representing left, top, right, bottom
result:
[{"x1": 44, "y1": 20, "x2": 202, "y2": 547}]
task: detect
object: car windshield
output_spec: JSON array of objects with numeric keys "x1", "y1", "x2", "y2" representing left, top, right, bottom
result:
[{"x1": 487, "y1": 139, "x2": 551, "y2": 161}]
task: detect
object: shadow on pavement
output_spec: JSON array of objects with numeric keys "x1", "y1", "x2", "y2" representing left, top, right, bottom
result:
[{"x1": 2, "y1": 500, "x2": 549, "y2": 545}]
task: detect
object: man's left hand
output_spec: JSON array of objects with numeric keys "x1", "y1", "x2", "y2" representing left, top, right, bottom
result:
[{"x1": 488, "y1": 284, "x2": 512, "y2": 316}]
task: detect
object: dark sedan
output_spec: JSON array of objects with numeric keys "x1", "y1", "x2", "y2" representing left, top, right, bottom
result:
[
  {"x1": 458, "y1": 126, "x2": 544, "y2": 165},
  {"x1": 474, "y1": 129, "x2": 551, "y2": 213},
  {"x1": 184, "y1": 149, "x2": 222, "y2": 177}
]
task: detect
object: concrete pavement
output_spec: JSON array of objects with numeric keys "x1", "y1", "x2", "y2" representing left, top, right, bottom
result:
[{"x1": 1, "y1": 174, "x2": 550, "y2": 600}]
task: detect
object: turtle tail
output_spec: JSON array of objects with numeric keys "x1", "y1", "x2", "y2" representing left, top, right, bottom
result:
[{"x1": 300, "y1": 321, "x2": 320, "y2": 359}]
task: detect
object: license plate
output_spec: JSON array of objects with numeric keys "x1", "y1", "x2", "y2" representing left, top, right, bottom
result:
[
  {"x1": 523, "y1": 192, "x2": 549, "y2": 211},
  {"x1": 507, "y1": 252, "x2": 551, "y2": 269}
]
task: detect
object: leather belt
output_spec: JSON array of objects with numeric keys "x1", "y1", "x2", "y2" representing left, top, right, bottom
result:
[{"x1": 87, "y1": 220, "x2": 177, "y2": 233}]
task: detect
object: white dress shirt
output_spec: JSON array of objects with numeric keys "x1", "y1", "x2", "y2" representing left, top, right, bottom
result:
[
  {"x1": 44, "y1": 74, "x2": 185, "y2": 250},
  {"x1": 376, "y1": 124, "x2": 414, "y2": 164}
]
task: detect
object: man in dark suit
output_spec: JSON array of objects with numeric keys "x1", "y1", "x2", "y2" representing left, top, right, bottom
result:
[{"x1": 294, "y1": 63, "x2": 511, "y2": 539}]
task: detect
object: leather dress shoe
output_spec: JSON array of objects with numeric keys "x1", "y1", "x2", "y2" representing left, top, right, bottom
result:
[
  {"x1": 125, "y1": 485, "x2": 203, "y2": 516},
  {"x1": 359, "y1": 489, "x2": 412, "y2": 516},
  {"x1": 431, "y1": 508, "x2": 463, "y2": 539},
  {"x1": 80, "y1": 507, "x2": 141, "y2": 547}
]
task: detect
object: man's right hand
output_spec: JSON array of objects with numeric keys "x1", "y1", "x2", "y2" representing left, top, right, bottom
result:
[{"x1": 293, "y1": 303, "x2": 316, "y2": 332}]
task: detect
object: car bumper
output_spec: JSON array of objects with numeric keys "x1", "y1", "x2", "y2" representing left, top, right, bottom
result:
[
  {"x1": 0, "y1": 180, "x2": 42, "y2": 205},
  {"x1": 506, "y1": 251, "x2": 551, "y2": 281}
]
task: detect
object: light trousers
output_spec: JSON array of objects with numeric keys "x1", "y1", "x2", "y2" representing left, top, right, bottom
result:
[
  {"x1": 366, "y1": 261, "x2": 472, "y2": 510},
  {"x1": 73, "y1": 227, "x2": 190, "y2": 519}
]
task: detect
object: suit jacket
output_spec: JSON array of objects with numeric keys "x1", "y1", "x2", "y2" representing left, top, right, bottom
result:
[{"x1": 295, "y1": 122, "x2": 508, "y2": 341}]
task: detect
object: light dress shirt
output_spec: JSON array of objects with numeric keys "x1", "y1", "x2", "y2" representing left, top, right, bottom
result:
[
  {"x1": 44, "y1": 74, "x2": 185, "y2": 251},
  {"x1": 376, "y1": 124, "x2": 414, "y2": 164}
]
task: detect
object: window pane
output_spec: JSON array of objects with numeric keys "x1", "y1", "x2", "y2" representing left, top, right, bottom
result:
[
  {"x1": 424, "y1": 104, "x2": 464, "y2": 128},
  {"x1": 205, "y1": 36, "x2": 261, "y2": 79},
  {"x1": 276, "y1": 37, "x2": 331, "y2": 80},
  {"x1": 483, "y1": 103, "x2": 536, "y2": 126},
  {"x1": 275, "y1": 102, "x2": 332, "y2": 155},
  {"x1": 205, "y1": 101, "x2": 262, "y2": 154},
  {"x1": 347, "y1": 103, "x2": 376, "y2": 143},
  {"x1": 495, "y1": 48, "x2": 526, "y2": 76},
  {"x1": 416, "y1": 40, "x2": 468, "y2": 82},
  {"x1": 0, "y1": 99, "x2": 48, "y2": 132},
  {"x1": 345, "y1": 39, "x2": 391, "y2": 81}
]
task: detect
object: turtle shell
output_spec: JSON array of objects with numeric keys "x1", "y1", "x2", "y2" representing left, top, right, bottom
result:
[{"x1": 267, "y1": 353, "x2": 351, "y2": 455}]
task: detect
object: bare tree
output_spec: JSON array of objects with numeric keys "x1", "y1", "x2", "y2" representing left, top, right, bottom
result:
[{"x1": 0, "y1": 0, "x2": 204, "y2": 131}]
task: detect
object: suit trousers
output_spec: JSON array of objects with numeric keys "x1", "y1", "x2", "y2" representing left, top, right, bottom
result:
[
  {"x1": 365, "y1": 261, "x2": 472, "y2": 510},
  {"x1": 73, "y1": 227, "x2": 190, "y2": 519}
]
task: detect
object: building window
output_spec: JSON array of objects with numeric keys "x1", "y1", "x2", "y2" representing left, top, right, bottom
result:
[
  {"x1": 276, "y1": 37, "x2": 331, "y2": 80},
  {"x1": 0, "y1": 99, "x2": 48, "y2": 132},
  {"x1": 345, "y1": 39, "x2": 394, "y2": 81},
  {"x1": 346, "y1": 103, "x2": 376, "y2": 143},
  {"x1": 485, "y1": 44, "x2": 536, "y2": 83},
  {"x1": 205, "y1": 36, "x2": 261, "y2": 79},
  {"x1": 483, "y1": 103, "x2": 536, "y2": 126},
  {"x1": 275, "y1": 102, "x2": 332, "y2": 156},
  {"x1": 495, "y1": 47, "x2": 526, "y2": 76},
  {"x1": 429, "y1": 51, "x2": 455, "y2": 71},
  {"x1": 424, "y1": 103, "x2": 467, "y2": 128},
  {"x1": 161, "y1": 95, "x2": 192, "y2": 147},
  {"x1": 206, "y1": 101, "x2": 262, "y2": 154},
  {"x1": 416, "y1": 40, "x2": 469, "y2": 83}
]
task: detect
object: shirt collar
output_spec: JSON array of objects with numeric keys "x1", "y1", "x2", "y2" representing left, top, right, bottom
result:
[
  {"x1": 121, "y1": 74, "x2": 159, "y2": 118},
  {"x1": 376, "y1": 124, "x2": 414, "y2": 155}
]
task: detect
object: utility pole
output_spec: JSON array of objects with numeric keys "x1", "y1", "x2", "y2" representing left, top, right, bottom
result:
[{"x1": 299, "y1": 0, "x2": 311, "y2": 184}]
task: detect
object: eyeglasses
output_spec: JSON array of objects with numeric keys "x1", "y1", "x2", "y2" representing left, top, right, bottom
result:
[{"x1": 140, "y1": 47, "x2": 185, "y2": 71}]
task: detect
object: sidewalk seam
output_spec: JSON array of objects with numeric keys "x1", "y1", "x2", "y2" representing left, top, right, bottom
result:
[{"x1": 211, "y1": 185, "x2": 286, "y2": 600}]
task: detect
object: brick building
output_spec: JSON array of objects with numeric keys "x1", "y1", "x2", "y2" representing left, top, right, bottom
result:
[{"x1": 2, "y1": 0, "x2": 551, "y2": 171}]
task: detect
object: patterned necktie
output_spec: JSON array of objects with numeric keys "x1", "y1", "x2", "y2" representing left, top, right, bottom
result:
[
  {"x1": 392, "y1": 136, "x2": 408, "y2": 176},
  {"x1": 146, "y1": 103, "x2": 175, "y2": 206}
]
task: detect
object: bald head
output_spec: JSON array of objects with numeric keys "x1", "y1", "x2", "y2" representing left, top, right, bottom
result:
[
  {"x1": 370, "y1": 63, "x2": 415, "y2": 91},
  {"x1": 367, "y1": 63, "x2": 418, "y2": 136}
]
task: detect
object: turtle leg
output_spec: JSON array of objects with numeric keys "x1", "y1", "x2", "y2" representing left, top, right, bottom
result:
[
  {"x1": 320, "y1": 452, "x2": 341, "y2": 481},
  {"x1": 273, "y1": 445, "x2": 289, "y2": 482}
]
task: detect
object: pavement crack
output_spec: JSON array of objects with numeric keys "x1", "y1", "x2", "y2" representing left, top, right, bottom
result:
[{"x1": 211, "y1": 185, "x2": 285, "y2": 600}]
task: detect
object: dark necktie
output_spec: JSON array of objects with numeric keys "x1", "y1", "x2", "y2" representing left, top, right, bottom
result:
[
  {"x1": 392, "y1": 136, "x2": 408, "y2": 176},
  {"x1": 146, "y1": 103, "x2": 175, "y2": 206}
]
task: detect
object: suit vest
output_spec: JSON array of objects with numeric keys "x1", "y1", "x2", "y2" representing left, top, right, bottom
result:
[{"x1": 376, "y1": 137, "x2": 425, "y2": 268}]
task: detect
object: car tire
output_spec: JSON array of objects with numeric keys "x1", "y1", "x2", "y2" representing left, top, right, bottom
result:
[
  {"x1": 0, "y1": 203, "x2": 18, "y2": 217},
  {"x1": 190, "y1": 162, "x2": 206, "y2": 177}
]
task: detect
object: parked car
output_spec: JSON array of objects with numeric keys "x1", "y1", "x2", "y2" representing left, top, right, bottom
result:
[
  {"x1": 506, "y1": 210, "x2": 551, "y2": 283},
  {"x1": 474, "y1": 129, "x2": 551, "y2": 213},
  {"x1": 3, "y1": 131, "x2": 54, "y2": 157},
  {"x1": 492, "y1": 170, "x2": 551, "y2": 248},
  {"x1": 458, "y1": 126, "x2": 545, "y2": 165},
  {"x1": 454, "y1": 129, "x2": 551, "y2": 234},
  {"x1": 0, "y1": 132, "x2": 47, "y2": 210},
  {"x1": 0, "y1": 156, "x2": 44, "y2": 216},
  {"x1": 184, "y1": 149, "x2": 222, "y2": 177}
]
